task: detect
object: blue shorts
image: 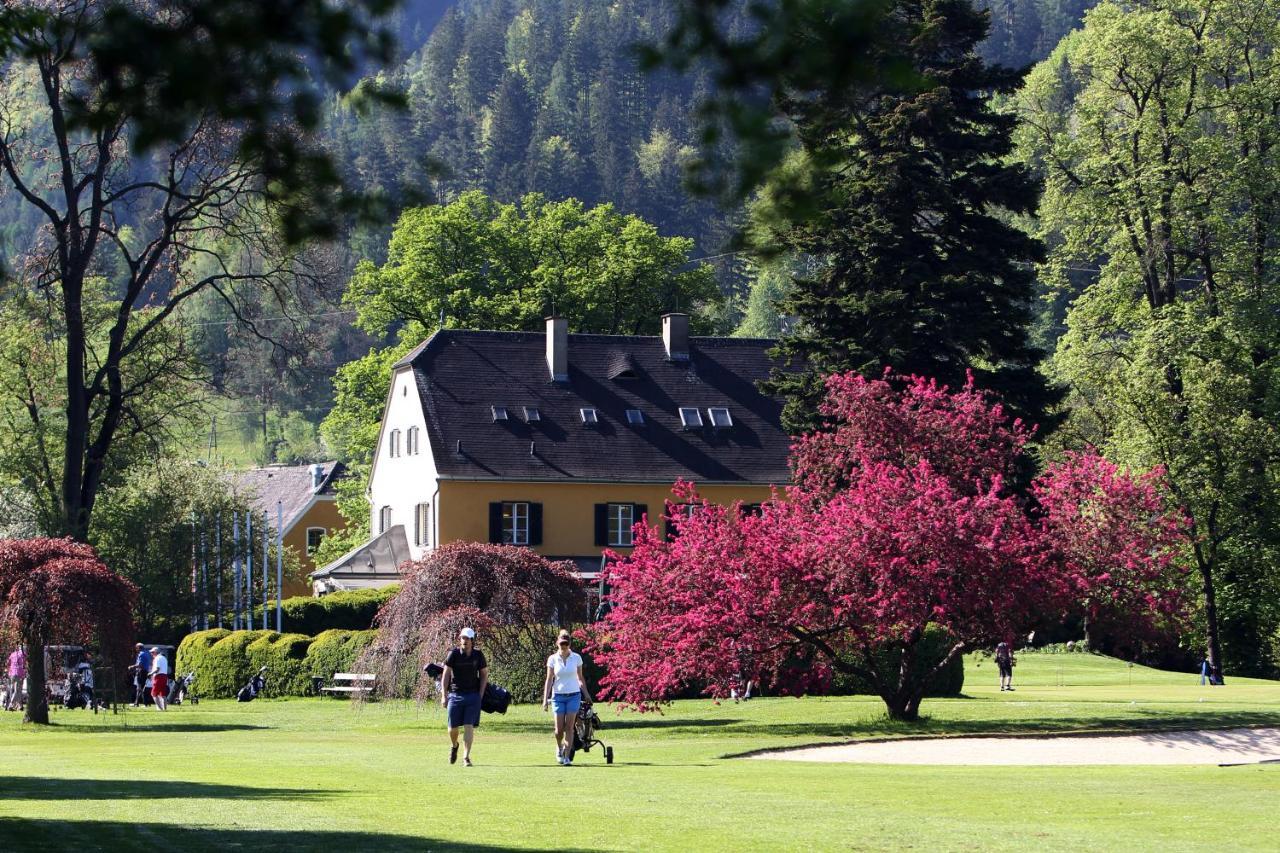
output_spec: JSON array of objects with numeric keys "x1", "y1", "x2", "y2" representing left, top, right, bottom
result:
[
  {"x1": 552, "y1": 692, "x2": 581, "y2": 715},
  {"x1": 447, "y1": 691, "x2": 481, "y2": 728}
]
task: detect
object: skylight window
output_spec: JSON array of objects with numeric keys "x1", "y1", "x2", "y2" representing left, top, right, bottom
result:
[
  {"x1": 707, "y1": 407, "x2": 733, "y2": 429},
  {"x1": 679, "y1": 407, "x2": 703, "y2": 429},
  {"x1": 492, "y1": 406, "x2": 509, "y2": 422},
  {"x1": 580, "y1": 407, "x2": 599, "y2": 424},
  {"x1": 626, "y1": 409, "x2": 645, "y2": 425},
  {"x1": 524, "y1": 406, "x2": 541, "y2": 423}
]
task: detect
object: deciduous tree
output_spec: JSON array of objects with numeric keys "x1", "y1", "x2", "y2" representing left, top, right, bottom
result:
[
  {"x1": 0, "y1": 537, "x2": 136, "y2": 725},
  {"x1": 592, "y1": 372, "x2": 1187, "y2": 720}
]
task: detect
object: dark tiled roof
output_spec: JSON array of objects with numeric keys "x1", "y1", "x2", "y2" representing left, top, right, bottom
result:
[
  {"x1": 395, "y1": 331, "x2": 793, "y2": 484},
  {"x1": 231, "y1": 461, "x2": 345, "y2": 532}
]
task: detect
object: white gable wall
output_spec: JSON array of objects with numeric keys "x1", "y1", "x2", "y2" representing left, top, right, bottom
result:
[{"x1": 368, "y1": 366, "x2": 439, "y2": 561}]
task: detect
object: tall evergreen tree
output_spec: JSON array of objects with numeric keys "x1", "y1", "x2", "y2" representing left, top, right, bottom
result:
[{"x1": 767, "y1": 0, "x2": 1060, "y2": 435}]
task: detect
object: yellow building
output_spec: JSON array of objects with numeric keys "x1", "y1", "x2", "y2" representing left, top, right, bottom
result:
[
  {"x1": 311, "y1": 314, "x2": 790, "y2": 595},
  {"x1": 234, "y1": 462, "x2": 348, "y2": 597}
]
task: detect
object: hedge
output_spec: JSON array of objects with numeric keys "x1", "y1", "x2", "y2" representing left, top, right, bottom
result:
[
  {"x1": 176, "y1": 628, "x2": 381, "y2": 699},
  {"x1": 831, "y1": 625, "x2": 966, "y2": 698},
  {"x1": 251, "y1": 586, "x2": 399, "y2": 636}
]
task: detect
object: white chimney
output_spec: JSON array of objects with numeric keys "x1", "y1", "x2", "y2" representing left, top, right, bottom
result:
[
  {"x1": 662, "y1": 312, "x2": 689, "y2": 362},
  {"x1": 545, "y1": 315, "x2": 568, "y2": 381},
  {"x1": 310, "y1": 463, "x2": 324, "y2": 491}
]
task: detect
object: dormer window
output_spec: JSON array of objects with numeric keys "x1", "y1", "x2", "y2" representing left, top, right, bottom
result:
[
  {"x1": 524, "y1": 406, "x2": 541, "y2": 423},
  {"x1": 580, "y1": 407, "x2": 599, "y2": 425},
  {"x1": 679, "y1": 407, "x2": 703, "y2": 429},
  {"x1": 708, "y1": 407, "x2": 733, "y2": 429},
  {"x1": 626, "y1": 409, "x2": 644, "y2": 425},
  {"x1": 492, "y1": 406, "x2": 509, "y2": 422}
]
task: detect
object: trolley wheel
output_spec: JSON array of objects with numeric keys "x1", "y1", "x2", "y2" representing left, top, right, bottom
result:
[{"x1": 605, "y1": 746, "x2": 614, "y2": 764}]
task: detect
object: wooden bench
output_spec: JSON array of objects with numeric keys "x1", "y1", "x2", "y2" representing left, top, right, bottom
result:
[{"x1": 319, "y1": 673, "x2": 376, "y2": 697}]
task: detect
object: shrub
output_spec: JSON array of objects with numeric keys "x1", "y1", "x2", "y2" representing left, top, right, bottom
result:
[
  {"x1": 176, "y1": 629, "x2": 231, "y2": 693},
  {"x1": 306, "y1": 629, "x2": 378, "y2": 684},
  {"x1": 254, "y1": 586, "x2": 399, "y2": 635},
  {"x1": 832, "y1": 625, "x2": 965, "y2": 698},
  {"x1": 177, "y1": 629, "x2": 273, "y2": 698},
  {"x1": 246, "y1": 632, "x2": 315, "y2": 698}
]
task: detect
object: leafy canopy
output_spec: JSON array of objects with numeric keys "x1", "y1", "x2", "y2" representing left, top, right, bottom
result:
[{"x1": 593, "y1": 372, "x2": 1188, "y2": 720}]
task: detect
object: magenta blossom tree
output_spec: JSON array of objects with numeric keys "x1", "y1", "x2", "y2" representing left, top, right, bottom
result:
[{"x1": 591, "y1": 372, "x2": 1189, "y2": 720}]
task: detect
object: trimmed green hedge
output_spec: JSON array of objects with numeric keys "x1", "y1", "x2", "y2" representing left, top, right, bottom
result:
[
  {"x1": 832, "y1": 625, "x2": 966, "y2": 698},
  {"x1": 252, "y1": 586, "x2": 399, "y2": 636},
  {"x1": 177, "y1": 628, "x2": 381, "y2": 699}
]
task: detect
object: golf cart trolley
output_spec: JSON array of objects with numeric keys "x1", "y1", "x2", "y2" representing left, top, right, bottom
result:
[{"x1": 569, "y1": 692, "x2": 613, "y2": 765}]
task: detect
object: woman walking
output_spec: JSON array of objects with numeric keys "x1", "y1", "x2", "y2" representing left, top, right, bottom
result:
[{"x1": 542, "y1": 629, "x2": 591, "y2": 766}]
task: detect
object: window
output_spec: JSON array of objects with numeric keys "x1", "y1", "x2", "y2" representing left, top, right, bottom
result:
[
  {"x1": 378, "y1": 506, "x2": 392, "y2": 533},
  {"x1": 406, "y1": 426, "x2": 420, "y2": 455},
  {"x1": 580, "y1": 407, "x2": 599, "y2": 424},
  {"x1": 607, "y1": 503, "x2": 635, "y2": 547},
  {"x1": 707, "y1": 407, "x2": 733, "y2": 429},
  {"x1": 666, "y1": 502, "x2": 701, "y2": 539},
  {"x1": 679, "y1": 407, "x2": 703, "y2": 429},
  {"x1": 306, "y1": 527, "x2": 325, "y2": 555},
  {"x1": 503, "y1": 502, "x2": 530, "y2": 545},
  {"x1": 414, "y1": 502, "x2": 430, "y2": 546},
  {"x1": 625, "y1": 409, "x2": 645, "y2": 425},
  {"x1": 388, "y1": 429, "x2": 401, "y2": 458},
  {"x1": 492, "y1": 405, "x2": 509, "y2": 422},
  {"x1": 524, "y1": 406, "x2": 541, "y2": 423}
]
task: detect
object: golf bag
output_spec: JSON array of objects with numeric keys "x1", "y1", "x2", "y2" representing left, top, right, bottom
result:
[
  {"x1": 61, "y1": 671, "x2": 95, "y2": 711},
  {"x1": 422, "y1": 662, "x2": 510, "y2": 713},
  {"x1": 236, "y1": 666, "x2": 267, "y2": 702},
  {"x1": 169, "y1": 671, "x2": 197, "y2": 705}
]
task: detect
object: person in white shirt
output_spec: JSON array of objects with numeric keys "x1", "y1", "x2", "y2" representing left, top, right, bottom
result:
[
  {"x1": 541, "y1": 629, "x2": 591, "y2": 766},
  {"x1": 149, "y1": 647, "x2": 169, "y2": 711}
]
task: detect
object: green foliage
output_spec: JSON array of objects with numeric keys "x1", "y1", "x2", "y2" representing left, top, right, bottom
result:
[
  {"x1": 832, "y1": 626, "x2": 966, "y2": 698},
  {"x1": 764, "y1": 0, "x2": 1060, "y2": 436},
  {"x1": 345, "y1": 191, "x2": 720, "y2": 337},
  {"x1": 177, "y1": 627, "x2": 380, "y2": 698},
  {"x1": 246, "y1": 632, "x2": 316, "y2": 698},
  {"x1": 1016, "y1": 0, "x2": 1280, "y2": 677},
  {"x1": 306, "y1": 629, "x2": 379, "y2": 683},
  {"x1": 176, "y1": 629, "x2": 258, "y2": 699},
  {"x1": 256, "y1": 587, "x2": 400, "y2": 636},
  {"x1": 90, "y1": 460, "x2": 261, "y2": 644}
]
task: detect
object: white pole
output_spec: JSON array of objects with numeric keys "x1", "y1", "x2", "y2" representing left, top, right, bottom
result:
[
  {"x1": 232, "y1": 514, "x2": 241, "y2": 630},
  {"x1": 262, "y1": 514, "x2": 270, "y2": 629},
  {"x1": 246, "y1": 510, "x2": 254, "y2": 631},
  {"x1": 215, "y1": 514, "x2": 222, "y2": 629},
  {"x1": 276, "y1": 500, "x2": 284, "y2": 632}
]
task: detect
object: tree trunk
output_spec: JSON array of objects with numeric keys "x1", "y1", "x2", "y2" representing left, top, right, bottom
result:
[
  {"x1": 881, "y1": 690, "x2": 923, "y2": 721},
  {"x1": 22, "y1": 630, "x2": 49, "y2": 725},
  {"x1": 1199, "y1": 560, "x2": 1226, "y2": 685}
]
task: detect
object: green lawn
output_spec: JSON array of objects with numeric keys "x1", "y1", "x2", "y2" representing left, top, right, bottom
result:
[{"x1": 2, "y1": 654, "x2": 1277, "y2": 852}]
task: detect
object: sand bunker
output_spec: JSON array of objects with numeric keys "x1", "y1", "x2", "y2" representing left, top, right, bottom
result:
[{"x1": 751, "y1": 727, "x2": 1280, "y2": 766}]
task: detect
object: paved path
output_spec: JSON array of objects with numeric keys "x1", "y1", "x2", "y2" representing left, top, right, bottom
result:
[{"x1": 751, "y1": 727, "x2": 1280, "y2": 765}]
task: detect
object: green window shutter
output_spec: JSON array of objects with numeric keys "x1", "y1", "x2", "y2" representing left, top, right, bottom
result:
[
  {"x1": 488, "y1": 502, "x2": 504, "y2": 544},
  {"x1": 529, "y1": 503, "x2": 543, "y2": 546},
  {"x1": 594, "y1": 504, "x2": 608, "y2": 547}
]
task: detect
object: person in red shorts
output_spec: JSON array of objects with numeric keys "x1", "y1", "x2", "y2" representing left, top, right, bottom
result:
[{"x1": 148, "y1": 646, "x2": 169, "y2": 711}]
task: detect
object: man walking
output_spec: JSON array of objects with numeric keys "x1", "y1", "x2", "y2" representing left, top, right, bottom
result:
[
  {"x1": 131, "y1": 644, "x2": 151, "y2": 706},
  {"x1": 149, "y1": 647, "x2": 169, "y2": 711},
  {"x1": 440, "y1": 627, "x2": 487, "y2": 767},
  {"x1": 5, "y1": 646, "x2": 25, "y2": 711}
]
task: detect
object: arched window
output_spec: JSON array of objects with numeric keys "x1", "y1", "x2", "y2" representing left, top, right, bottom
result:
[{"x1": 306, "y1": 527, "x2": 325, "y2": 555}]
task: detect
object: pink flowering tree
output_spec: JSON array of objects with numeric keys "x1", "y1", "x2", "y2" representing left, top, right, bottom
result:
[
  {"x1": 592, "y1": 372, "x2": 1189, "y2": 721},
  {"x1": 1032, "y1": 452, "x2": 1189, "y2": 649}
]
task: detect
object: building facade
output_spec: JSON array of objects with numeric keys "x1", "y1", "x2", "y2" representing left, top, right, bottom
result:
[{"x1": 314, "y1": 314, "x2": 792, "y2": 592}]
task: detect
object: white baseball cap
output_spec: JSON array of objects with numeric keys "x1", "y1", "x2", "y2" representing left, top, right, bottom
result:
[{"x1": 459, "y1": 627, "x2": 476, "y2": 639}]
